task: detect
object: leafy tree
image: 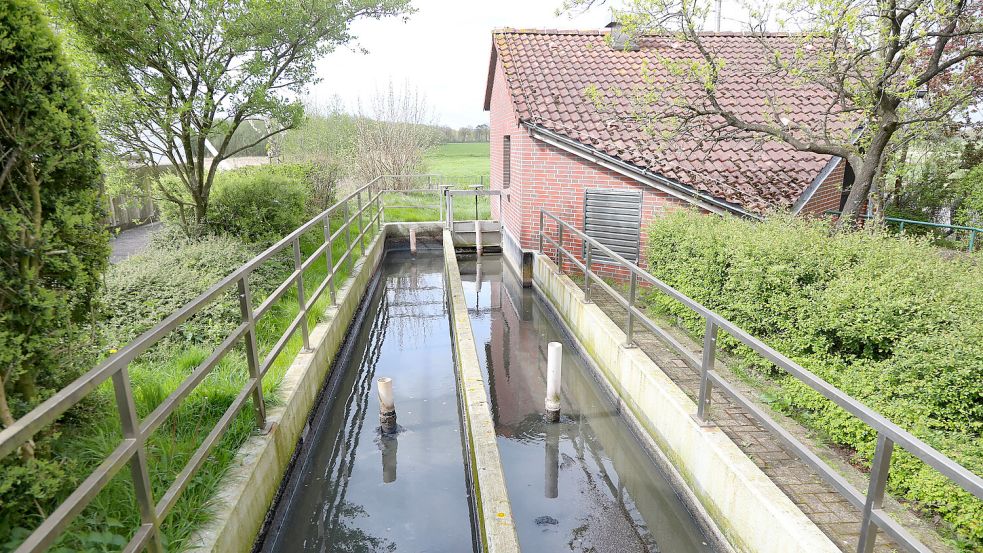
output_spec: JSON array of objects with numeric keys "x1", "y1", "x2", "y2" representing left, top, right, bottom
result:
[
  {"x1": 568, "y1": 0, "x2": 983, "y2": 225},
  {"x1": 0, "y1": 0, "x2": 108, "y2": 458},
  {"x1": 59, "y1": 0, "x2": 413, "y2": 232}
]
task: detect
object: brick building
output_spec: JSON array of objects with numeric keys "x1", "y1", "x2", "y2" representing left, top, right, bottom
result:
[{"x1": 484, "y1": 27, "x2": 858, "y2": 283}]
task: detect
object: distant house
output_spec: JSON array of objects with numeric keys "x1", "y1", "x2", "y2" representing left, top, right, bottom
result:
[{"x1": 484, "y1": 27, "x2": 858, "y2": 282}]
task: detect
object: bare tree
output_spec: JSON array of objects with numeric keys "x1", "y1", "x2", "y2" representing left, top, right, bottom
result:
[{"x1": 354, "y1": 83, "x2": 440, "y2": 188}]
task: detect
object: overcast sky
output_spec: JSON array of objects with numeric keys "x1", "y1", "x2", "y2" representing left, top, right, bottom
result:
[{"x1": 307, "y1": 0, "x2": 751, "y2": 127}]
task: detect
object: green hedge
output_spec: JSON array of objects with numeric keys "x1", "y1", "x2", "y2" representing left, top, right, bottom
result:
[{"x1": 643, "y1": 211, "x2": 983, "y2": 549}]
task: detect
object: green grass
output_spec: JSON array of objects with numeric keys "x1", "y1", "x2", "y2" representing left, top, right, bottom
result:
[
  {"x1": 383, "y1": 191, "x2": 492, "y2": 223},
  {"x1": 423, "y1": 142, "x2": 489, "y2": 180},
  {"x1": 29, "y1": 215, "x2": 377, "y2": 552}
]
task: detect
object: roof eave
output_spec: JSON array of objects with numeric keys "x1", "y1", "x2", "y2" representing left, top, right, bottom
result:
[{"x1": 524, "y1": 122, "x2": 762, "y2": 220}]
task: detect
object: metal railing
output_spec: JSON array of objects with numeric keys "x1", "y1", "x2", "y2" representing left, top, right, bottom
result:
[
  {"x1": 539, "y1": 208, "x2": 983, "y2": 553},
  {"x1": 826, "y1": 210, "x2": 980, "y2": 252},
  {"x1": 377, "y1": 174, "x2": 491, "y2": 221},
  {"x1": 444, "y1": 188, "x2": 502, "y2": 228},
  {"x1": 0, "y1": 179, "x2": 385, "y2": 553}
]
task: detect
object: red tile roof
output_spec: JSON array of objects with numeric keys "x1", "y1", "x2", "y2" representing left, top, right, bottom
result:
[{"x1": 487, "y1": 29, "x2": 847, "y2": 215}]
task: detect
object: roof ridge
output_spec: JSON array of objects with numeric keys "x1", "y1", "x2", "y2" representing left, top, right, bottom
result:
[{"x1": 491, "y1": 28, "x2": 801, "y2": 38}]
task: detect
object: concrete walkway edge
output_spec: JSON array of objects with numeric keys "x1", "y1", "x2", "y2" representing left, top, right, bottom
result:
[{"x1": 443, "y1": 230, "x2": 521, "y2": 553}]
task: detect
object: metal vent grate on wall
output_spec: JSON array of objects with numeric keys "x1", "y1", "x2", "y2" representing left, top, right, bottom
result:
[{"x1": 584, "y1": 189, "x2": 642, "y2": 263}]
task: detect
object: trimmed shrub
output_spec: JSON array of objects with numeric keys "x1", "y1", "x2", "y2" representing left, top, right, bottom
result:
[
  {"x1": 0, "y1": 0, "x2": 108, "y2": 539},
  {"x1": 643, "y1": 210, "x2": 983, "y2": 547},
  {"x1": 207, "y1": 170, "x2": 307, "y2": 244}
]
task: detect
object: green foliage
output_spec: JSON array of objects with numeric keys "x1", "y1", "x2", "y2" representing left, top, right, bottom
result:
[
  {"x1": 208, "y1": 170, "x2": 308, "y2": 244},
  {"x1": 643, "y1": 211, "x2": 983, "y2": 547},
  {"x1": 0, "y1": 0, "x2": 108, "y2": 403},
  {"x1": 101, "y1": 235, "x2": 289, "y2": 347},
  {"x1": 956, "y1": 163, "x2": 983, "y2": 228},
  {"x1": 157, "y1": 163, "x2": 338, "y2": 242},
  {"x1": 0, "y1": 0, "x2": 107, "y2": 539},
  {"x1": 57, "y1": 0, "x2": 413, "y2": 228}
]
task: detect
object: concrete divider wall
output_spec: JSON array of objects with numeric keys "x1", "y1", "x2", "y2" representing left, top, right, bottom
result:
[
  {"x1": 188, "y1": 229, "x2": 388, "y2": 552},
  {"x1": 443, "y1": 231, "x2": 521, "y2": 553},
  {"x1": 532, "y1": 254, "x2": 840, "y2": 553}
]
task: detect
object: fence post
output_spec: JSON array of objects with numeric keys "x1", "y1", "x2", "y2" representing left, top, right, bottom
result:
[
  {"x1": 556, "y1": 223, "x2": 564, "y2": 274},
  {"x1": 111, "y1": 369, "x2": 164, "y2": 553},
  {"x1": 293, "y1": 237, "x2": 311, "y2": 352},
  {"x1": 970, "y1": 230, "x2": 976, "y2": 253},
  {"x1": 539, "y1": 210, "x2": 545, "y2": 254},
  {"x1": 356, "y1": 190, "x2": 365, "y2": 256},
  {"x1": 584, "y1": 242, "x2": 593, "y2": 304},
  {"x1": 343, "y1": 200, "x2": 353, "y2": 271},
  {"x1": 696, "y1": 319, "x2": 718, "y2": 423},
  {"x1": 238, "y1": 276, "x2": 267, "y2": 430},
  {"x1": 448, "y1": 191, "x2": 455, "y2": 231},
  {"x1": 857, "y1": 433, "x2": 894, "y2": 553},
  {"x1": 323, "y1": 214, "x2": 336, "y2": 305},
  {"x1": 624, "y1": 272, "x2": 637, "y2": 347}
]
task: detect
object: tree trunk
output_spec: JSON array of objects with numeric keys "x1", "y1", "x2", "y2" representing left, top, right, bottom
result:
[{"x1": 837, "y1": 123, "x2": 896, "y2": 228}]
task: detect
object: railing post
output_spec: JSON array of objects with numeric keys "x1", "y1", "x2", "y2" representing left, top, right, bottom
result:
[
  {"x1": 539, "y1": 210, "x2": 545, "y2": 254},
  {"x1": 970, "y1": 230, "x2": 976, "y2": 253},
  {"x1": 899, "y1": 221, "x2": 905, "y2": 234},
  {"x1": 356, "y1": 190, "x2": 365, "y2": 256},
  {"x1": 323, "y1": 214, "x2": 336, "y2": 305},
  {"x1": 624, "y1": 272, "x2": 637, "y2": 347},
  {"x1": 343, "y1": 200, "x2": 353, "y2": 271},
  {"x1": 448, "y1": 191, "x2": 455, "y2": 231},
  {"x1": 556, "y1": 223, "x2": 564, "y2": 274},
  {"x1": 696, "y1": 319, "x2": 718, "y2": 423},
  {"x1": 293, "y1": 237, "x2": 311, "y2": 352},
  {"x1": 111, "y1": 369, "x2": 164, "y2": 553},
  {"x1": 237, "y1": 276, "x2": 267, "y2": 430},
  {"x1": 857, "y1": 434, "x2": 894, "y2": 553},
  {"x1": 583, "y1": 242, "x2": 593, "y2": 304}
]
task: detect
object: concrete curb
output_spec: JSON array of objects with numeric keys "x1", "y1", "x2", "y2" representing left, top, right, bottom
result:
[
  {"x1": 533, "y1": 254, "x2": 840, "y2": 553},
  {"x1": 187, "y1": 230, "x2": 388, "y2": 553},
  {"x1": 443, "y1": 231, "x2": 521, "y2": 553}
]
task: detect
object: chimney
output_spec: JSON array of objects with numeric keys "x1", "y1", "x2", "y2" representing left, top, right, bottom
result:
[{"x1": 605, "y1": 19, "x2": 639, "y2": 51}]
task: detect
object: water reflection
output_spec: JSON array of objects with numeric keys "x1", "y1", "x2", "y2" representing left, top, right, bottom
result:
[
  {"x1": 261, "y1": 251, "x2": 475, "y2": 553},
  {"x1": 460, "y1": 256, "x2": 714, "y2": 553}
]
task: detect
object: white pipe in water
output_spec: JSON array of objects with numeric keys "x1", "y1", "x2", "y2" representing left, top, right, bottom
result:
[
  {"x1": 545, "y1": 342, "x2": 562, "y2": 422},
  {"x1": 377, "y1": 377, "x2": 397, "y2": 433},
  {"x1": 475, "y1": 220, "x2": 483, "y2": 256},
  {"x1": 409, "y1": 228, "x2": 417, "y2": 255}
]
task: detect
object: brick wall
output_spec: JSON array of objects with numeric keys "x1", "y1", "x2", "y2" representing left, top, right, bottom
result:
[
  {"x1": 489, "y1": 56, "x2": 700, "y2": 280},
  {"x1": 799, "y1": 160, "x2": 845, "y2": 217}
]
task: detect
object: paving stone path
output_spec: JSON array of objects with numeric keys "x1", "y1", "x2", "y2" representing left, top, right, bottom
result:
[
  {"x1": 572, "y1": 281, "x2": 951, "y2": 553},
  {"x1": 110, "y1": 222, "x2": 162, "y2": 264}
]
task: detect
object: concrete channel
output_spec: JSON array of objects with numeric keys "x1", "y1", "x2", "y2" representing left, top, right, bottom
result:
[{"x1": 191, "y1": 221, "x2": 836, "y2": 553}]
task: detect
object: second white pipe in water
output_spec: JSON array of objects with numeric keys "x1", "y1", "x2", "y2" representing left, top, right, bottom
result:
[
  {"x1": 409, "y1": 228, "x2": 417, "y2": 254},
  {"x1": 545, "y1": 342, "x2": 562, "y2": 422},
  {"x1": 378, "y1": 377, "x2": 397, "y2": 434}
]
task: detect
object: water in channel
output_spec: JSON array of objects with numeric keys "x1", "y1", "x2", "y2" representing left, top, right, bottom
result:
[
  {"x1": 260, "y1": 250, "x2": 476, "y2": 553},
  {"x1": 459, "y1": 255, "x2": 715, "y2": 553}
]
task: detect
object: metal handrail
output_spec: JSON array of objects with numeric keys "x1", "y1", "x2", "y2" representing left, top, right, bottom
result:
[
  {"x1": 825, "y1": 210, "x2": 980, "y2": 252},
  {"x1": 539, "y1": 208, "x2": 983, "y2": 553},
  {"x1": 0, "y1": 177, "x2": 387, "y2": 553}
]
